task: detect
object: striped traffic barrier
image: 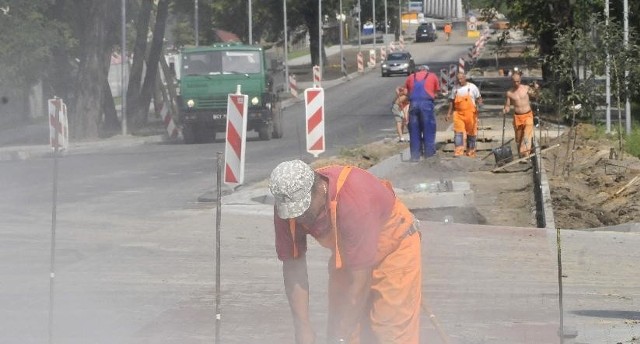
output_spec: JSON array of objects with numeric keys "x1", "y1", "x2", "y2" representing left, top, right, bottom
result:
[
  {"x1": 399, "y1": 35, "x2": 405, "y2": 50},
  {"x1": 458, "y1": 57, "x2": 465, "y2": 75},
  {"x1": 369, "y1": 49, "x2": 376, "y2": 68},
  {"x1": 440, "y1": 69, "x2": 449, "y2": 94},
  {"x1": 449, "y1": 64, "x2": 457, "y2": 88},
  {"x1": 159, "y1": 100, "x2": 179, "y2": 139},
  {"x1": 357, "y1": 52, "x2": 364, "y2": 73},
  {"x1": 380, "y1": 46, "x2": 387, "y2": 62},
  {"x1": 48, "y1": 98, "x2": 68, "y2": 151},
  {"x1": 289, "y1": 74, "x2": 298, "y2": 98},
  {"x1": 312, "y1": 65, "x2": 322, "y2": 87},
  {"x1": 223, "y1": 90, "x2": 248, "y2": 187},
  {"x1": 304, "y1": 87, "x2": 325, "y2": 158}
]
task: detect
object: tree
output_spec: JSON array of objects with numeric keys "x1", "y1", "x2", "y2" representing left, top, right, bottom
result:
[
  {"x1": 72, "y1": 0, "x2": 121, "y2": 139},
  {"x1": 129, "y1": 0, "x2": 170, "y2": 129}
]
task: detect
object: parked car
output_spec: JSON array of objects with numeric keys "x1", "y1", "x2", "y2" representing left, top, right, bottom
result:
[
  {"x1": 415, "y1": 22, "x2": 438, "y2": 42},
  {"x1": 381, "y1": 52, "x2": 415, "y2": 77}
]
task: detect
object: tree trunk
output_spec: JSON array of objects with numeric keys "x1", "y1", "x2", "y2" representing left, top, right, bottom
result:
[
  {"x1": 131, "y1": 0, "x2": 169, "y2": 130},
  {"x1": 72, "y1": 1, "x2": 117, "y2": 139},
  {"x1": 102, "y1": 78, "x2": 120, "y2": 134},
  {"x1": 126, "y1": 0, "x2": 153, "y2": 125}
]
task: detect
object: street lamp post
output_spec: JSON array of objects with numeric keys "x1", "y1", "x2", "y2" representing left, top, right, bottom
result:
[
  {"x1": 194, "y1": 0, "x2": 199, "y2": 46},
  {"x1": 384, "y1": 0, "x2": 388, "y2": 34},
  {"x1": 121, "y1": 0, "x2": 127, "y2": 136},
  {"x1": 337, "y1": 0, "x2": 345, "y2": 75},
  {"x1": 373, "y1": 0, "x2": 376, "y2": 52},
  {"x1": 318, "y1": 0, "x2": 322, "y2": 75},
  {"x1": 248, "y1": 0, "x2": 253, "y2": 45},
  {"x1": 283, "y1": 0, "x2": 289, "y2": 90},
  {"x1": 357, "y1": 0, "x2": 361, "y2": 51}
]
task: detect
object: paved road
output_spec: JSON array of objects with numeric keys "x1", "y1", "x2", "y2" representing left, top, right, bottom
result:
[{"x1": 2, "y1": 33, "x2": 639, "y2": 344}]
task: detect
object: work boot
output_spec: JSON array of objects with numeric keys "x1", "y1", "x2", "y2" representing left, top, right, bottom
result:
[
  {"x1": 465, "y1": 149, "x2": 477, "y2": 158},
  {"x1": 454, "y1": 146, "x2": 465, "y2": 157}
]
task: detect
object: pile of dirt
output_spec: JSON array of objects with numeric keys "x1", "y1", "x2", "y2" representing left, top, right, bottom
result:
[
  {"x1": 310, "y1": 139, "x2": 408, "y2": 170},
  {"x1": 542, "y1": 123, "x2": 640, "y2": 229}
]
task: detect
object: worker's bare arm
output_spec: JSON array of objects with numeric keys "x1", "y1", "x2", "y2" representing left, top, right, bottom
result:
[{"x1": 283, "y1": 257, "x2": 315, "y2": 344}]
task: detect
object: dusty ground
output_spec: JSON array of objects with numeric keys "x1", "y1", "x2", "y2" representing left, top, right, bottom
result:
[
  {"x1": 295, "y1": 44, "x2": 640, "y2": 230},
  {"x1": 312, "y1": 122, "x2": 640, "y2": 230},
  {"x1": 543, "y1": 124, "x2": 640, "y2": 229}
]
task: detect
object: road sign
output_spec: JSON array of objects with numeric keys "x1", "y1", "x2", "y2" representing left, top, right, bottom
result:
[
  {"x1": 304, "y1": 87, "x2": 325, "y2": 158},
  {"x1": 224, "y1": 92, "x2": 248, "y2": 187}
]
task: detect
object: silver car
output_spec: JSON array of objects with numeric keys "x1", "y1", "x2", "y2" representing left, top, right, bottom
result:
[{"x1": 381, "y1": 52, "x2": 415, "y2": 77}]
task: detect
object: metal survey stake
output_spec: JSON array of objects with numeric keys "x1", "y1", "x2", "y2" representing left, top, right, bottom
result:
[
  {"x1": 49, "y1": 105, "x2": 60, "y2": 344},
  {"x1": 215, "y1": 152, "x2": 223, "y2": 342}
]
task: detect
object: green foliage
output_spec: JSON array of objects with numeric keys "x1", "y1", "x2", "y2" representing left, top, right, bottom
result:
[
  {"x1": 0, "y1": 1, "x2": 69, "y2": 87},
  {"x1": 625, "y1": 126, "x2": 640, "y2": 158}
]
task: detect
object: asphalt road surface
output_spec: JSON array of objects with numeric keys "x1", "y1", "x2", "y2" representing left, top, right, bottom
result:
[{"x1": 0, "y1": 39, "x2": 473, "y2": 343}]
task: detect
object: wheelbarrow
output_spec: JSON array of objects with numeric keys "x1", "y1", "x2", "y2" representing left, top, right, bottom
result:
[{"x1": 482, "y1": 114, "x2": 514, "y2": 166}]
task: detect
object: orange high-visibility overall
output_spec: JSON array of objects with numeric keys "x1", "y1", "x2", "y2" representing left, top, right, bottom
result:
[
  {"x1": 291, "y1": 167, "x2": 422, "y2": 343},
  {"x1": 452, "y1": 90, "x2": 478, "y2": 157},
  {"x1": 513, "y1": 111, "x2": 534, "y2": 157}
]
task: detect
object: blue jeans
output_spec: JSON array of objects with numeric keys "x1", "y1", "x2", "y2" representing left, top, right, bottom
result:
[{"x1": 408, "y1": 100, "x2": 436, "y2": 160}]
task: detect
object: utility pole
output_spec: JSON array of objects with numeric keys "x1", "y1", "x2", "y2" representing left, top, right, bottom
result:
[
  {"x1": 605, "y1": 0, "x2": 611, "y2": 133},
  {"x1": 319, "y1": 0, "x2": 322, "y2": 74},
  {"x1": 338, "y1": 0, "x2": 345, "y2": 75},
  {"x1": 623, "y1": 0, "x2": 630, "y2": 135},
  {"x1": 248, "y1": 0, "x2": 253, "y2": 45},
  {"x1": 373, "y1": 0, "x2": 377, "y2": 52},
  {"x1": 384, "y1": 0, "x2": 388, "y2": 34},
  {"x1": 121, "y1": 0, "x2": 127, "y2": 136},
  {"x1": 358, "y1": 0, "x2": 361, "y2": 51},
  {"x1": 283, "y1": 0, "x2": 289, "y2": 89},
  {"x1": 194, "y1": 0, "x2": 199, "y2": 46}
]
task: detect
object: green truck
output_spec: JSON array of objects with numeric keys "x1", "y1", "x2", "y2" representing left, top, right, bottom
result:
[{"x1": 176, "y1": 43, "x2": 283, "y2": 143}]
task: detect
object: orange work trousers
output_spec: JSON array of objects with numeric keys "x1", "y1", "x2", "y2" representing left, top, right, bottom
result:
[
  {"x1": 513, "y1": 111, "x2": 534, "y2": 157},
  {"x1": 452, "y1": 94, "x2": 478, "y2": 157},
  {"x1": 328, "y1": 233, "x2": 422, "y2": 344}
]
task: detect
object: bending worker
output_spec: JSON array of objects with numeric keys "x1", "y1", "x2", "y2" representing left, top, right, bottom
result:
[
  {"x1": 269, "y1": 160, "x2": 422, "y2": 344},
  {"x1": 503, "y1": 72, "x2": 539, "y2": 158},
  {"x1": 404, "y1": 65, "x2": 441, "y2": 161},
  {"x1": 445, "y1": 72, "x2": 483, "y2": 157}
]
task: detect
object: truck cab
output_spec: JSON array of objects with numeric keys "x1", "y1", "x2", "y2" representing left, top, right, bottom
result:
[{"x1": 177, "y1": 43, "x2": 283, "y2": 143}]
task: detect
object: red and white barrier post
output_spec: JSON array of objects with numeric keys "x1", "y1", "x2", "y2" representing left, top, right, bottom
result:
[
  {"x1": 369, "y1": 49, "x2": 376, "y2": 68},
  {"x1": 312, "y1": 65, "x2": 322, "y2": 87},
  {"x1": 159, "y1": 100, "x2": 179, "y2": 139},
  {"x1": 458, "y1": 57, "x2": 465, "y2": 75},
  {"x1": 224, "y1": 86, "x2": 249, "y2": 187},
  {"x1": 380, "y1": 47, "x2": 387, "y2": 62},
  {"x1": 357, "y1": 52, "x2": 364, "y2": 73},
  {"x1": 289, "y1": 74, "x2": 298, "y2": 98},
  {"x1": 449, "y1": 64, "x2": 457, "y2": 88},
  {"x1": 304, "y1": 88, "x2": 325, "y2": 158},
  {"x1": 48, "y1": 97, "x2": 69, "y2": 151},
  {"x1": 440, "y1": 69, "x2": 449, "y2": 94}
]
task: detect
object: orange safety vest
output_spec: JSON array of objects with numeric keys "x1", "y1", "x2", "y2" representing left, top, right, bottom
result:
[{"x1": 288, "y1": 166, "x2": 414, "y2": 269}]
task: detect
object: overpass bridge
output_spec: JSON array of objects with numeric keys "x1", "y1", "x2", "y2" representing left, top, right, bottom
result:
[{"x1": 420, "y1": 0, "x2": 465, "y2": 19}]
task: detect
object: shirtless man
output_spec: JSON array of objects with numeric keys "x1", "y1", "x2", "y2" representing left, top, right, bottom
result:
[{"x1": 503, "y1": 72, "x2": 539, "y2": 158}]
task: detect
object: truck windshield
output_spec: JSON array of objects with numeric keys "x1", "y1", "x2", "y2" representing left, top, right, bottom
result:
[{"x1": 182, "y1": 50, "x2": 261, "y2": 75}]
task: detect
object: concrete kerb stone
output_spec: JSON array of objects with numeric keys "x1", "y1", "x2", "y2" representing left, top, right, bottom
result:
[{"x1": 0, "y1": 135, "x2": 165, "y2": 162}]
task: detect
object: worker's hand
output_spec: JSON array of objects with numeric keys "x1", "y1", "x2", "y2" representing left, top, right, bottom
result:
[{"x1": 445, "y1": 113, "x2": 451, "y2": 122}]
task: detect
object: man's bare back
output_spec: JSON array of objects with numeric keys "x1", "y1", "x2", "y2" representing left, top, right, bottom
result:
[{"x1": 503, "y1": 74, "x2": 538, "y2": 115}]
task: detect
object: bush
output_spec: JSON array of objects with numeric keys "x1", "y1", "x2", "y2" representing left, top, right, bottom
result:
[{"x1": 625, "y1": 126, "x2": 640, "y2": 158}]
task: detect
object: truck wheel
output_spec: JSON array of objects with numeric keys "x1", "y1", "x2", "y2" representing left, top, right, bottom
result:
[
  {"x1": 272, "y1": 105, "x2": 283, "y2": 139},
  {"x1": 258, "y1": 124, "x2": 272, "y2": 141},
  {"x1": 183, "y1": 124, "x2": 197, "y2": 144}
]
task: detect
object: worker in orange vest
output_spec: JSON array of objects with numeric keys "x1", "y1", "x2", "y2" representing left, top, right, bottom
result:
[
  {"x1": 446, "y1": 72, "x2": 483, "y2": 157},
  {"x1": 444, "y1": 23, "x2": 452, "y2": 41},
  {"x1": 269, "y1": 160, "x2": 422, "y2": 344}
]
